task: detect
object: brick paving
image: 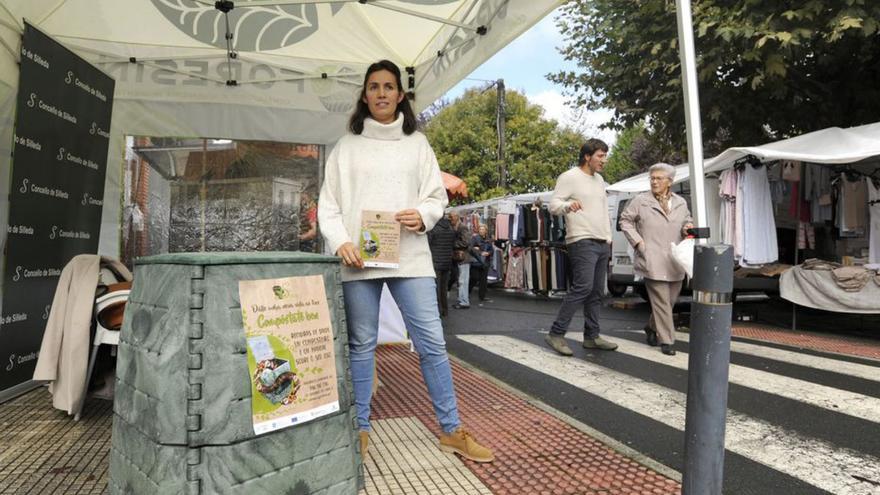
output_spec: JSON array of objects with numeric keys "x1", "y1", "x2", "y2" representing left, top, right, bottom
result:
[
  {"x1": 732, "y1": 323, "x2": 880, "y2": 360},
  {"x1": 372, "y1": 345, "x2": 681, "y2": 495}
]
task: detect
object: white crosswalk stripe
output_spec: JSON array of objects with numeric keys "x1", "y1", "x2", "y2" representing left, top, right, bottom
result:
[
  {"x1": 459, "y1": 334, "x2": 880, "y2": 495},
  {"x1": 674, "y1": 331, "x2": 880, "y2": 382},
  {"x1": 567, "y1": 333, "x2": 880, "y2": 423}
]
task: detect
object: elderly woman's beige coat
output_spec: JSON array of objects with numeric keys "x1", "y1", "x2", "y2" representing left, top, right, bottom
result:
[{"x1": 619, "y1": 192, "x2": 692, "y2": 282}]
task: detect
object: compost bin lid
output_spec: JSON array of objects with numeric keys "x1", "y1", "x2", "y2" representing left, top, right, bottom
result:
[{"x1": 136, "y1": 251, "x2": 339, "y2": 266}]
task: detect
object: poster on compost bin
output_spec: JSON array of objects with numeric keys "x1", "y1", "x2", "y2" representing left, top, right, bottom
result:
[{"x1": 239, "y1": 275, "x2": 339, "y2": 435}]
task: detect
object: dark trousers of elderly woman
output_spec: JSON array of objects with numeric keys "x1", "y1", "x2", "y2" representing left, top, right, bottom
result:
[{"x1": 644, "y1": 279, "x2": 683, "y2": 345}]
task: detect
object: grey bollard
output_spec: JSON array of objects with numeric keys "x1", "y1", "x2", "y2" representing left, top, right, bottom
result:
[{"x1": 683, "y1": 244, "x2": 734, "y2": 495}]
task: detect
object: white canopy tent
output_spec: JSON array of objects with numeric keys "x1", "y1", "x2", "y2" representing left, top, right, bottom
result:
[
  {"x1": 607, "y1": 123, "x2": 880, "y2": 194},
  {"x1": 0, "y1": 0, "x2": 563, "y2": 258}
]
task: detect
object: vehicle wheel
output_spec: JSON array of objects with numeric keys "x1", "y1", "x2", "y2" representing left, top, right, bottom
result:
[
  {"x1": 607, "y1": 281, "x2": 627, "y2": 297},
  {"x1": 635, "y1": 284, "x2": 649, "y2": 302}
]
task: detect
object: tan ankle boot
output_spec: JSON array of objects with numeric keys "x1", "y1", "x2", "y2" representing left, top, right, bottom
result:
[
  {"x1": 439, "y1": 428, "x2": 494, "y2": 463},
  {"x1": 359, "y1": 430, "x2": 369, "y2": 459}
]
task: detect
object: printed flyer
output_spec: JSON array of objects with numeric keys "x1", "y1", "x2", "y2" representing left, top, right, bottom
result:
[
  {"x1": 360, "y1": 210, "x2": 400, "y2": 268},
  {"x1": 239, "y1": 275, "x2": 339, "y2": 435}
]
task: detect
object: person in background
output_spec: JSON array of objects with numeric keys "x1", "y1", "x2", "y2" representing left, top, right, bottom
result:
[
  {"x1": 318, "y1": 60, "x2": 493, "y2": 463},
  {"x1": 450, "y1": 212, "x2": 471, "y2": 309},
  {"x1": 618, "y1": 163, "x2": 693, "y2": 356},
  {"x1": 468, "y1": 224, "x2": 493, "y2": 305},
  {"x1": 298, "y1": 191, "x2": 318, "y2": 252},
  {"x1": 428, "y1": 214, "x2": 455, "y2": 317},
  {"x1": 545, "y1": 139, "x2": 618, "y2": 355}
]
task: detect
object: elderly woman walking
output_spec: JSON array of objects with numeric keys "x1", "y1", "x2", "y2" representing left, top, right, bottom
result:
[{"x1": 619, "y1": 163, "x2": 693, "y2": 356}]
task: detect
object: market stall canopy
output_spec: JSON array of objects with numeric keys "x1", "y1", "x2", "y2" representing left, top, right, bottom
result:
[
  {"x1": 0, "y1": 0, "x2": 562, "y2": 144},
  {"x1": 607, "y1": 122, "x2": 880, "y2": 194},
  {"x1": 441, "y1": 171, "x2": 467, "y2": 200},
  {"x1": 703, "y1": 122, "x2": 880, "y2": 174}
]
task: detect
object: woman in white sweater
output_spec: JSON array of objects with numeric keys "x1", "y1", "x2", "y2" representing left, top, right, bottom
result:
[{"x1": 318, "y1": 60, "x2": 493, "y2": 463}]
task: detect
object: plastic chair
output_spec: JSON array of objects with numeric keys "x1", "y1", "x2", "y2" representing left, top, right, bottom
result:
[{"x1": 75, "y1": 289, "x2": 130, "y2": 420}]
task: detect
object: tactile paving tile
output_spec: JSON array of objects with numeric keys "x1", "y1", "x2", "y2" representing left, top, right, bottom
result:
[
  {"x1": 359, "y1": 417, "x2": 492, "y2": 495},
  {"x1": 733, "y1": 323, "x2": 880, "y2": 360},
  {"x1": 372, "y1": 344, "x2": 681, "y2": 494}
]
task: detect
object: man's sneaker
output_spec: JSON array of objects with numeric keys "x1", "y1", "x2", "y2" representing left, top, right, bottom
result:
[
  {"x1": 545, "y1": 334, "x2": 573, "y2": 356},
  {"x1": 583, "y1": 336, "x2": 618, "y2": 351},
  {"x1": 439, "y1": 428, "x2": 494, "y2": 463},
  {"x1": 359, "y1": 430, "x2": 369, "y2": 459}
]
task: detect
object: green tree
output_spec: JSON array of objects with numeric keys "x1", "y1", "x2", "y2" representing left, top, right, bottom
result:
[
  {"x1": 604, "y1": 125, "x2": 645, "y2": 184},
  {"x1": 550, "y1": 1, "x2": 880, "y2": 151},
  {"x1": 425, "y1": 88, "x2": 585, "y2": 201}
]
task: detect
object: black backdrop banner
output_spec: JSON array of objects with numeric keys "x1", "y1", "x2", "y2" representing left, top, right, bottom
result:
[{"x1": 0, "y1": 22, "x2": 114, "y2": 396}]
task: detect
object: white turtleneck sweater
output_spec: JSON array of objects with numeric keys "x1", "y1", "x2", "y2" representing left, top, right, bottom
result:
[{"x1": 318, "y1": 115, "x2": 448, "y2": 282}]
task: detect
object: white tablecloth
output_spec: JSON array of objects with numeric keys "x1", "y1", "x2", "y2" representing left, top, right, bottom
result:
[{"x1": 780, "y1": 266, "x2": 880, "y2": 314}]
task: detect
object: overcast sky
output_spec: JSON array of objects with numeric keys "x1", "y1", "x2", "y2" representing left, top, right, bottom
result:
[{"x1": 441, "y1": 7, "x2": 617, "y2": 148}]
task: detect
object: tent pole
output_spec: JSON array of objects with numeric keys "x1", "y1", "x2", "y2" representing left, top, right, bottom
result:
[
  {"x1": 792, "y1": 176, "x2": 803, "y2": 332},
  {"x1": 675, "y1": 0, "x2": 708, "y2": 234}
]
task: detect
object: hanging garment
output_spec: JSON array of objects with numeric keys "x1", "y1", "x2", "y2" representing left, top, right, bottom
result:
[
  {"x1": 789, "y1": 182, "x2": 811, "y2": 223},
  {"x1": 505, "y1": 247, "x2": 525, "y2": 289},
  {"x1": 838, "y1": 173, "x2": 867, "y2": 236},
  {"x1": 535, "y1": 208, "x2": 545, "y2": 242},
  {"x1": 868, "y1": 178, "x2": 880, "y2": 264},
  {"x1": 718, "y1": 169, "x2": 737, "y2": 247},
  {"x1": 523, "y1": 248, "x2": 533, "y2": 289},
  {"x1": 740, "y1": 164, "x2": 778, "y2": 265},
  {"x1": 734, "y1": 169, "x2": 745, "y2": 260},
  {"x1": 516, "y1": 207, "x2": 526, "y2": 244},
  {"x1": 511, "y1": 208, "x2": 520, "y2": 244},
  {"x1": 542, "y1": 208, "x2": 552, "y2": 241},
  {"x1": 781, "y1": 160, "x2": 802, "y2": 181},
  {"x1": 495, "y1": 213, "x2": 510, "y2": 240},
  {"x1": 807, "y1": 164, "x2": 833, "y2": 222},
  {"x1": 797, "y1": 222, "x2": 815, "y2": 250},
  {"x1": 487, "y1": 246, "x2": 503, "y2": 282},
  {"x1": 523, "y1": 206, "x2": 538, "y2": 240}
]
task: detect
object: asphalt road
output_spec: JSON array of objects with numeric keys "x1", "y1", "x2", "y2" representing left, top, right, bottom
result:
[{"x1": 441, "y1": 290, "x2": 880, "y2": 495}]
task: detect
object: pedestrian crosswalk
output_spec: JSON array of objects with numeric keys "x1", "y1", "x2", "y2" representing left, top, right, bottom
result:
[
  {"x1": 457, "y1": 332, "x2": 880, "y2": 495},
  {"x1": 576, "y1": 333, "x2": 880, "y2": 424}
]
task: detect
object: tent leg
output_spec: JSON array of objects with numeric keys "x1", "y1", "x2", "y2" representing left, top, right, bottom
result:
[{"x1": 791, "y1": 175, "x2": 803, "y2": 333}]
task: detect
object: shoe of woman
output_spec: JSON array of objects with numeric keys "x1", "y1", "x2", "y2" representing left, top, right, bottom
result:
[
  {"x1": 661, "y1": 344, "x2": 676, "y2": 356},
  {"x1": 644, "y1": 325, "x2": 658, "y2": 346}
]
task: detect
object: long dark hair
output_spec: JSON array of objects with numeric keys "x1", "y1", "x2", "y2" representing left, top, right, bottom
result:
[{"x1": 348, "y1": 60, "x2": 417, "y2": 135}]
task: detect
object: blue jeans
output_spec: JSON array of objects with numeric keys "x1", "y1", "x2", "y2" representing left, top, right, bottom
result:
[
  {"x1": 550, "y1": 239, "x2": 609, "y2": 338},
  {"x1": 456, "y1": 262, "x2": 471, "y2": 306},
  {"x1": 342, "y1": 277, "x2": 461, "y2": 433}
]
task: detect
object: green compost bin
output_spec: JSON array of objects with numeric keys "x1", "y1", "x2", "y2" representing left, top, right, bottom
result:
[{"x1": 109, "y1": 252, "x2": 360, "y2": 494}]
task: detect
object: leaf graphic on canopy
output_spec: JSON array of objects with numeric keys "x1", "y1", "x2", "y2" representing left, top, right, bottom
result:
[{"x1": 151, "y1": 0, "x2": 320, "y2": 51}]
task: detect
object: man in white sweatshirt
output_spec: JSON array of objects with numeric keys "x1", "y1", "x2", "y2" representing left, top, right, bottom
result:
[{"x1": 545, "y1": 139, "x2": 618, "y2": 355}]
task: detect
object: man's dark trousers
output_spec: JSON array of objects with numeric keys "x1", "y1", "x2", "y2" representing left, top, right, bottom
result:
[
  {"x1": 550, "y1": 239, "x2": 609, "y2": 338},
  {"x1": 436, "y1": 270, "x2": 450, "y2": 317}
]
